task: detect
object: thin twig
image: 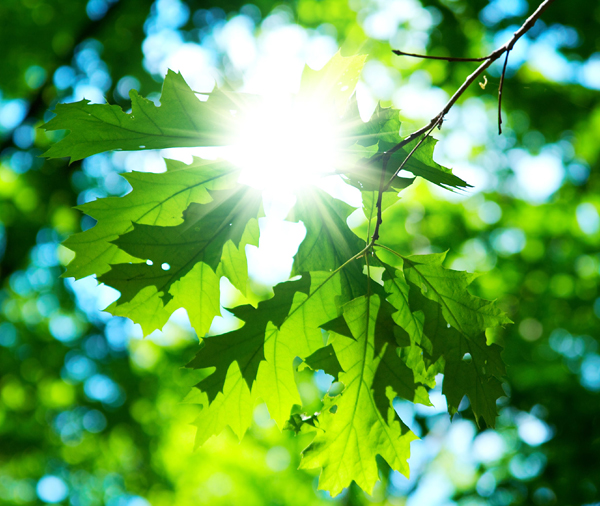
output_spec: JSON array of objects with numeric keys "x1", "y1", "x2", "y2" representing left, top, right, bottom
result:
[
  {"x1": 497, "y1": 49, "x2": 511, "y2": 135},
  {"x1": 371, "y1": 154, "x2": 390, "y2": 242},
  {"x1": 370, "y1": 117, "x2": 440, "y2": 243},
  {"x1": 392, "y1": 49, "x2": 490, "y2": 62},
  {"x1": 375, "y1": 0, "x2": 555, "y2": 165}
]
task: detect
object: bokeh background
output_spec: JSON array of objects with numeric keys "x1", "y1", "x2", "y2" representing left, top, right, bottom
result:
[{"x1": 1, "y1": 0, "x2": 600, "y2": 504}]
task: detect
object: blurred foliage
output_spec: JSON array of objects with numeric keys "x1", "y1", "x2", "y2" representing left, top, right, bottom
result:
[{"x1": 1, "y1": 0, "x2": 599, "y2": 505}]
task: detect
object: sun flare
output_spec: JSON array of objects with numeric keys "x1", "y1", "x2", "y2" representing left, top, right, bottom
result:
[{"x1": 232, "y1": 95, "x2": 343, "y2": 192}]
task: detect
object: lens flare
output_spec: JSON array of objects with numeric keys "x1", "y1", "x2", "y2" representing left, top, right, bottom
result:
[{"x1": 232, "y1": 95, "x2": 342, "y2": 192}]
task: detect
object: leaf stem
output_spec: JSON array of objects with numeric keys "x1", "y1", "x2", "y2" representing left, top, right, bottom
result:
[
  {"x1": 285, "y1": 243, "x2": 373, "y2": 321},
  {"x1": 497, "y1": 49, "x2": 511, "y2": 135},
  {"x1": 373, "y1": 242, "x2": 405, "y2": 261}
]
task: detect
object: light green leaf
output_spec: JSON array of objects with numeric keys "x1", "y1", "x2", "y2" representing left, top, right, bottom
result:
[
  {"x1": 256, "y1": 271, "x2": 342, "y2": 426},
  {"x1": 103, "y1": 286, "x2": 177, "y2": 337},
  {"x1": 43, "y1": 70, "x2": 254, "y2": 161},
  {"x1": 299, "y1": 51, "x2": 367, "y2": 114},
  {"x1": 62, "y1": 157, "x2": 238, "y2": 279},
  {"x1": 192, "y1": 361, "x2": 255, "y2": 447},
  {"x1": 189, "y1": 272, "x2": 342, "y2": 429},
  {"x1": 217, "y1": 218, "x2": 260, "y2": 297},
  {"x1": 403, "y1": 252, "x2": 512, "y2": 338},
  {"x1": 101, "y1": 185, "x2": 262, "y2": 305},
  {"x1": 169, "y1": 261, "x2": 221, "y2": 337},
  {"x1": 291, "y1": 187, "x2": 367, "y2": 300},
  {"x1": 301, "y1": 295, "x2": 417, "y2": 496},
  {"x1": 188, "y1": 275, "x2": 310, "y2": 403},
  {"x1": 104, "y1": 261, "x2": 220, "y2": 337}
]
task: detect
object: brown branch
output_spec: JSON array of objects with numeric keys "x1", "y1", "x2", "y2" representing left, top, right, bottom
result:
[
  {"x1": 368, "y1": 0, "x2": 555, "y2": 250},
  {"x1": 497, "y1": 49, "x2": 511, "y2": 135},
  {"x1": 369, "y1": 116, "x2": 442, "y2": 244},
  {"x1": 376, "y1": 0, "x2": 556, "y2": 167},
  {"x1": 371, "y1": 154, "x2": 389, "y2": 242},
  {"x1": 392, "y1": 49, "x2": 490, "y2": 62}
]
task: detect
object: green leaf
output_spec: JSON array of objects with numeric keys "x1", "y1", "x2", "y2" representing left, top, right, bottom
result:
[
  {"x1": 372, "y1": 300, "x2": 432, "y2": 407},
  {"x1": 403, "y1": 252, "x2": 512, "y2": 339},
  {"x1": 326, "y1": 294, "x2": 431, "y2": 407},
  {"x1": 413, "y1": 287, "x2": 506, "y2": 427},
  {"x1": 43, "y1": 70, "x2": 253, "y2": 161},
  {"x1": 41, "y1": 50, "x2": 514, "y2": 496},
  {"x1": 338, "y1": 98, "x2": 465, "y2": 191},
  {"x1": 62, "y1": 157, "x2": 238, "y2": 280},
  {"x1": 217, "y1": 218, "x2": 260, "y2": 297},
  {"x1": 290, "y1": 187, "x2": 367, "y2": 300},
  {"x1": 381, "y1": 262, "x2": 426, "y2": 348},
  {"x1": 302, "y1": 344, "x2": 343, "y2": 379},
  {"x1": 345, "y1": 100, "x2": 403, "y2": 147},
  {"x1": 100, "y1": 185, "x2": 262, "y2": 305},
  {"x1": 298, "y1": 51, "x2": 367, "y2": 114},
  {"x1": 388, "y1": 137, "x2": 471, "y2": 191},
  {"x1": 188, "y1": 275, "x2": 310, "y2": 403},
  {"x1": 192, "y1": 361, "x2": 254, "y2": 447},
  {"x1": 189, "y1": 271, "x2": 342, "y2": 429},
  {"x1": 105, "y1": 261, "x2": 220, "y2": 337},
  {"x1": 256, "y1": 271, "x2": 342, "y2": 426},
  {"x1": 300, "y1": 295, "x2": 417, "y2": 496},
  {"x1": 402, "y1": 252, "x2": 510, "y2": 426}
]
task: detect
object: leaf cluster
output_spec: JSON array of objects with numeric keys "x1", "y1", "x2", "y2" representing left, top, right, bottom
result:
[{"x1": 43, "y1": 53, "x2": 510, "y2": 495}]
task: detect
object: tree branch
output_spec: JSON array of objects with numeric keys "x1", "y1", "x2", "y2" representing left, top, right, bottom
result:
[
  {"x1": 392, "y1": 49, "x2": 490, "y2": 62},
  {"x1": 497, "y1": 49, "x2": 511, "y2": 135},
  {"x1": 375, "y1": 0, "x2": 556, "y2": 166},
  {"x1": 368, "y1": 0, "x2": 555, "y2": 251},
  {"x1": 371, "y1": 153, "x2": 389, "y2": 242}
]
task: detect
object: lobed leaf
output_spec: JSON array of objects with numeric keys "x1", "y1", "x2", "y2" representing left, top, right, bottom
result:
[
  {"x1": 43, "y1": 70, "x2": 254, "y2": 161},
  {"x1": 101, "y1": 184, "x2": 261, "y2": 305},
  {"x1": 300, "y1": 295, "x2": 417, "y2": 496},
  {"x1": 62, "y1": 157, "x2": 238, "y2": 280}
]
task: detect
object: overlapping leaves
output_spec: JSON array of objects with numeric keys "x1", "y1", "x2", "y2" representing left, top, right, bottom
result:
[{"x1": 44, "y1": 52, "x2": 509, "y2": 496}]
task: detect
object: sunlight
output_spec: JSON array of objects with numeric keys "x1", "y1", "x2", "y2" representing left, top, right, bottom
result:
[{"x1": 232, "y1": 95, "x2": 342, "y2": 192}]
